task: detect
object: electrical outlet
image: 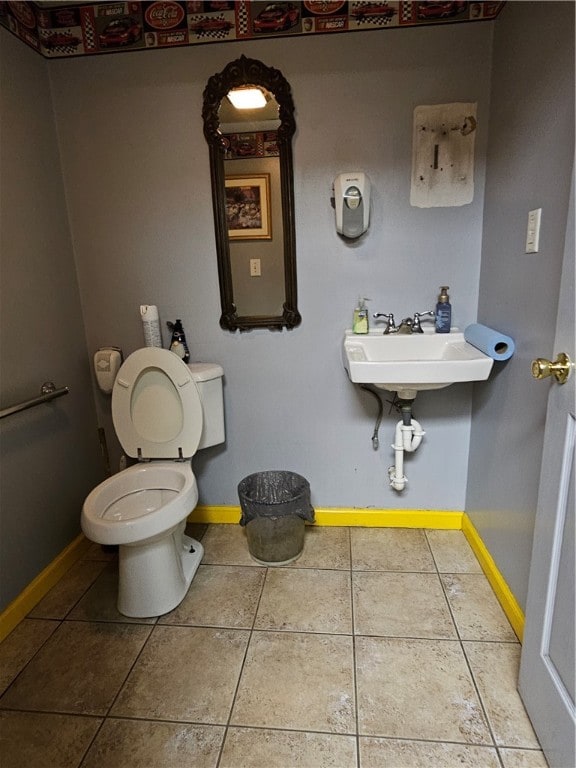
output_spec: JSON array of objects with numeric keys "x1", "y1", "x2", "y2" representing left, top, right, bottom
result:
[
  {"x1": 250, "y1": 258, "x2": 261, "y2": 277},
  {"x1": 525, "y1": 208, "x2": 542, "y2": 253}
]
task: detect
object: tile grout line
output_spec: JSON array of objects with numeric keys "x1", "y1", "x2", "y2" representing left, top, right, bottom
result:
[
  {"x1": 77, "y1": 617, "x2": 158, "y2": 768},
  {"x1": 423, "y1": 530, "x2": 505, "y2": 767},
  {"x1": 214, "y1": 547, "x2": 270, "y2": 768},
  {"x1": 348, "y1": 528, "x2": 361, "y2": 768},
  {"x1": 0, "y1": 556, "x2": 112, "y2": 709}
]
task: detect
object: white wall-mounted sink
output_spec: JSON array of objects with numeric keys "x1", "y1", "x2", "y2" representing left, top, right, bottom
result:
[{"x1": 342, "y1": 328, "x2": 493, "y2": 399}]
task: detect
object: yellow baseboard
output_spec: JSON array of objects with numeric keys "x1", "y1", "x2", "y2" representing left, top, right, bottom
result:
[
  {"x1": 190, "y1": 506, "x2": 464, "y2": 529},
  {"x1": 189, "y1": 505, "x2": 241, "y2": 524},
  {"x1": 462, "y1": 513, "x2": 524, "y2": 641},
  {"x1": 0, "y1": 508, "x2": 524, "y2": 645},
  {"x1": 0, "y1": 534, "x2": 90, "y2": 643}
]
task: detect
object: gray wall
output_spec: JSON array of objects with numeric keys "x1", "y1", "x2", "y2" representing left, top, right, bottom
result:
[
  {"x1": 0, "y1": 33, "x2": 105, "y2": 609},
  {"x1": 49, "y1": 24, "x2": 492, "y2": 514},
  {"x1": 2, "y1": 4, "x2": 572, "y2": 617},
  {"x1": 466, "y1": 1, "x2": 575, "y2": 610}
]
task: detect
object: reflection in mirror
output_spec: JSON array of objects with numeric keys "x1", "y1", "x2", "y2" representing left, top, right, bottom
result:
[{"x1": 203, "y1": 56, "x2": 300, "y2": 331}]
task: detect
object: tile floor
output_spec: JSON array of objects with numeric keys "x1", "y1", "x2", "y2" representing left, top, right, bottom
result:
[{"x1": 0, "y1": 525, "x2": 549, "y2": 768}]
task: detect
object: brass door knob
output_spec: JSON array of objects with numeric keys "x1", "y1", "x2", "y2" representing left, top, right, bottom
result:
[{"x1": 531, "y1": 352, "x2": 572, "y2": 384}]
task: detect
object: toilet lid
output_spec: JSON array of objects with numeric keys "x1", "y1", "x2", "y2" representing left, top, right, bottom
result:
[{"x1": 112, "y1": 347, "x2": 203, "y2": 460}]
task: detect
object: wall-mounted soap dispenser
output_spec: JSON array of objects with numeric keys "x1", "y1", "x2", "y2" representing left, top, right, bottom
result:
[{"x1": 333, "y1": 172, "x2": 370, "y2": 238}]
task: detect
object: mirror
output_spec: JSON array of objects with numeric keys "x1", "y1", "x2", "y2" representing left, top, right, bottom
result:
[{"x1": 203, "y1": 56, "x2": 300, "y2": 331}]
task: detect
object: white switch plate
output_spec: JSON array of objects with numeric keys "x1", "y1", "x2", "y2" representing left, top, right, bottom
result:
[
  {"x1": 250, "y1": 258, "x2": 261, "y2": 277},
  {"x1": 525, "y1": 208, "x2": 542, "y2": 253}
]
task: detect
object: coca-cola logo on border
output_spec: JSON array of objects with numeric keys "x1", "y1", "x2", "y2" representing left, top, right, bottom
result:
[{"x1": 144, "y1": 1, "x2": 185, "y2": 30}]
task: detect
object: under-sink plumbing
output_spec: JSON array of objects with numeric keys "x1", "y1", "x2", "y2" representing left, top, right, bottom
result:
[
  {"x1": 389, "y1": 399, "x2": 425, "y2": 492},
  {"x1": 360, "y1": 390, "x2": 425, "y2": 491}
]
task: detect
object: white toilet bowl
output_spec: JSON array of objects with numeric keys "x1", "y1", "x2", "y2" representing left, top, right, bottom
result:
[
  {"x1": 83, "y1": 462, "x2": 202, "y2": 617},
  {"x1": 82, "y1": 462, "x2": 198, "y2": 546},
  {"x1": 81, "y1": 348, "x2": 224, "y2": 618}
]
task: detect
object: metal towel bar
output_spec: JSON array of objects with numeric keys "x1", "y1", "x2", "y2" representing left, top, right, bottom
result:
[{"x1": 0, "y1": 382, "x2": 69, "y2": 420}]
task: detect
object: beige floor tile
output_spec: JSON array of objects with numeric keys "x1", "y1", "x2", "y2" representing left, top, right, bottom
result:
[
  {"x1": 68, "y1": 563, "x2": 157, "y2": 624},
  {"x1": 500, "y1": 747, "x2": 550, "y2": 767},
  {"x1": 0, "y1": 710, "x2": 102, "y2": 768},
  {"x1": 111, "y1": 625, "x2": 249, "y2": 723},
  {"x1": 285, "y1": 526, "x2": 351, "y2": 570},
  {"x1": 351, "y1": 528, "x2": 436, "y2": 572},
  {"x1": 159, "y1": 565, "x2": 266, "y2": 628},
  {"x1": 0, "y1": 618, "x2": 60, "y2": 695},
  {"x1": 28, "y1": 560, "x2": 108, "y2": 619},
  {"x1": 359, "y1": 736, "x2": 501, "y2": 767},
  {"x1": 353, "y1": 572, "x2": 456, "y2": 639},
  {"x1": 0, "y1": 621, "x2": 151, "y2": 716},
  {"x1": 441, "y1": 573, "x2": 517, "y2": 641},
  {"x1": 425, "y1": 530, "x2": 482, "y2": 573},
  {"x1": 255, "y1": 568, "x2": 352, "y2": 634},
  {"x1": 220, "y1": 726, "x2": 358, "y2": 768},
  {"x1": 201, "y1": 524, "x2": 258, "y2": 566},
  {"x1": 231, "y1": 631, "x2": 355, "y2": 734},
  {"x1": 356, "y1": 636, "x2": 491, "y2": 743},
  {"x1": 82, "y1": 718, "x2": 224, "y2": 768},
  {"x1": 464, "y1": 641, "x2": 540, "y2": 748}
]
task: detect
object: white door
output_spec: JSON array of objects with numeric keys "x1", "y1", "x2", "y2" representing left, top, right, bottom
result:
[{"x1": 519, "y1": 174, "x2": 575, "y2": 768}]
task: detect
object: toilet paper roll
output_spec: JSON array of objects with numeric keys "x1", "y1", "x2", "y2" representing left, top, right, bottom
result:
[{"x1": 464, "y1": 323, "x2": 515, "y2": 361}]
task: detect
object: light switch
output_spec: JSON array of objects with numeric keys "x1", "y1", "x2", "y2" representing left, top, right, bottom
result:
[
  {"x1": 250, "y1": 258, "x2": 261, "y2": 277},
  {"x1": 525, "y1": 208, "x2": 542, "y2": 253}
]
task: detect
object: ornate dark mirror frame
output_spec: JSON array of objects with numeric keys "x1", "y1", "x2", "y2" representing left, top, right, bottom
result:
[{"x1": 202, "y1": 56, "x2": 301, "y2": 331}]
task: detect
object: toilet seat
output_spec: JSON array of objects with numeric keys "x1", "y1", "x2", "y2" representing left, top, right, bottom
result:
[{"x1": 112, "y1": 347, "x2": 203, "y2": 460}]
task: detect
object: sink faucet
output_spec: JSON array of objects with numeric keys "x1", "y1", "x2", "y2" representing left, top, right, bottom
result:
[
  {"x1": 374, "y1": 310, "x2": 436, "y2": 335},
  {"x1": 412, "y1": 310, "x2": 436, "y2": 333},
  {"x1": 397, "y1": 317, "x2": 415, "y2": 334},
  {"x1": 373, "y1": 312, "x2": 396, "y2": 334}
]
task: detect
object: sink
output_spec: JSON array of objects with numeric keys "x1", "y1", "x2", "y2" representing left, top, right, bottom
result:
[{"x1": 342, "y1": 328, "x2": 493, "y2": 399}]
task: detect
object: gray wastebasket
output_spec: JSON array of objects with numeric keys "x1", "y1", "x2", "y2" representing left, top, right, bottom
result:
[{"x1": 238, "y1": 471, "x2": 315, "y2": 565}]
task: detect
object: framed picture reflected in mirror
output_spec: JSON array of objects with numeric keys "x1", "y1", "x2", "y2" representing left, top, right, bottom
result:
[{"x1": 225, "y1": 174, "x2": 271, "y2": 240}]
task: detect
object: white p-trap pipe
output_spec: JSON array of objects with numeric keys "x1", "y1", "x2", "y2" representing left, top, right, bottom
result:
[{"x1": 388, "y1": 418, "x2": 425, "y2": 492}]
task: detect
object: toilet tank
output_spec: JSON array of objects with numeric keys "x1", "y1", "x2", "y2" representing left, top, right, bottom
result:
[{"x1": 188, "y1": 363, "x2": 224, "y2": 449}]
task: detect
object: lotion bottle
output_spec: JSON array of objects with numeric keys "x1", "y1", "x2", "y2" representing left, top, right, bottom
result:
[
  {"x1": 435, "y1": 286, "x2": 452, "y2": 333},
  {"x1": 353, "y1": 297, "x2": 370, "y2": 334}
]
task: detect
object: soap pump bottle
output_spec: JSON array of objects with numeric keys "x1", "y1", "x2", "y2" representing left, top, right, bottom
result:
[
  {"x1": 353, "y1": 297, "x2": 370, "y2": 334},
  {"x1": 435, "y1": 286, "x2": 452, "y2": 334}
]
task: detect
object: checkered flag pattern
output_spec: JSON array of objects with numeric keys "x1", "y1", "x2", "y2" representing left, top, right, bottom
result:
[
  {"x1": 235, "y1": 0, "x2": 250, "y2": 38},
  {"x1": 399, "y1": 1, "x2": 414, "y2": 24},
  {"x1": 80, "y1": 6, "x2": 96, "y2": 51}
]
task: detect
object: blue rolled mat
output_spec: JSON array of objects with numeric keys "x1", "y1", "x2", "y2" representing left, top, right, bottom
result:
[{"x1": 464, "y1": 323, "x2": 515, "y2": 361}]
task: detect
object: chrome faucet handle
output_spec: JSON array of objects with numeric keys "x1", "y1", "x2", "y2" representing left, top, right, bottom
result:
[
  {"x1": 412, "y1": 310, "x2": 435, "y2": 333},
  {"x1": 373, "y1": 312, "x2": 396, "y2": 334}
]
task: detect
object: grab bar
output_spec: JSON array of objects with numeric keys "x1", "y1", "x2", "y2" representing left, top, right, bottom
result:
[{"x1": 0, "y1": 382, "x2": 69, "y2": 420}]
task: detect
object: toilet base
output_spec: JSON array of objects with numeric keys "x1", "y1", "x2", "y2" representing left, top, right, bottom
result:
[{"x1": 117, "y1": 525, "x2": 203, "y2": 618}]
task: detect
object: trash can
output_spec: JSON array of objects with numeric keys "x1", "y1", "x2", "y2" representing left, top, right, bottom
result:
[{"x1": 238, "y1": 471, "x2": 315, "y2": 565}]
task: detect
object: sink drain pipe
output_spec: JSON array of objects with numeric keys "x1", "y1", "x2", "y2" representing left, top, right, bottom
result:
[{"x1": 389, "y1": 400, "x2": 425, "y2": 492}]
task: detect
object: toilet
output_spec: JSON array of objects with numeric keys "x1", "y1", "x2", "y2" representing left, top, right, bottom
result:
[{"x1": 82, "y1": 347, "x2": 224, "y2": 618}]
